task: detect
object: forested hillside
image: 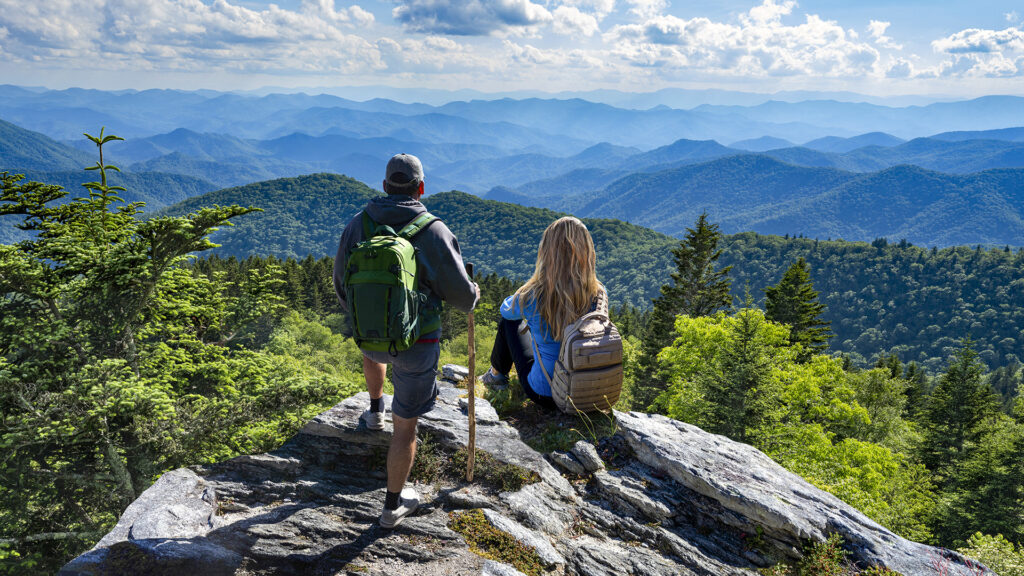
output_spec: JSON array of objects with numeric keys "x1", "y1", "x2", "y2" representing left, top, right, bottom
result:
[
  {"x1": 157, "y1": 174, "x2": 1024, "y2": 373},
  {"x1": 524, "y1": 156, "x2": 1024, "y2": 247}
]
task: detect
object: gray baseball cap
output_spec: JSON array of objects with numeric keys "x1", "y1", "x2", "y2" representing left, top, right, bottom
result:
[{"x1": 385, "y1": 153, "x2": 424, "y2": 187}]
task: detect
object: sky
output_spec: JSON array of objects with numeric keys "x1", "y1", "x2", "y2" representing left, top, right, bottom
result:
[{"x1": 1, "y1": 0, "x2": 1023, "y2": 98}]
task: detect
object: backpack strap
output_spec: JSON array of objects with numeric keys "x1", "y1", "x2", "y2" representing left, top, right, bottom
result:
[
  {"x1": 530, "y1": 335, "x2": 555, "y2": 389},
  {"x1": 398, "y1": 212, "x2": 438, "y2": 240},
  {"x1": 361, "y1": 211, "x2": 376, "y2": 238}
]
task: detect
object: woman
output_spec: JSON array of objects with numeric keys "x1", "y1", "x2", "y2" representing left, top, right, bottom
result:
[{"x1": 480, "y1": 216, "x2": 603, "y2": 408}]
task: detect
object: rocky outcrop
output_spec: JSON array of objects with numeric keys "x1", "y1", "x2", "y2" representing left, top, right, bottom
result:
[{"x1": 61, "y1": 373, "x2": 992, "y2": 576}]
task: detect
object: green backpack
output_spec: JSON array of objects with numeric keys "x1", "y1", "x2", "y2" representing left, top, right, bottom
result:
[{"x1": 343, "y1": 211, "x2": 441, "y2": 354}]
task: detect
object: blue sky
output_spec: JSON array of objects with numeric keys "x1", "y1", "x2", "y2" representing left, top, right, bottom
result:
[{"x1": 1, "y1": 0, "x2": 1022, "y2": 98}]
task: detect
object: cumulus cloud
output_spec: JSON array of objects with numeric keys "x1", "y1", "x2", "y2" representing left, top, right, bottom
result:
[
  {"x1": 392, "y1": 0, "x2": 552, "y2": 36},
  {"x1": 932, "y1": 26, "x2": 1024, "y2": 76},
  {"x1": 0, "y1": 0, "x2": 383, "y2": 73},
  {"x1": 884, "y1": 56, "x2": 913, "y2": 78},
  {"x1": 562, "y1": 0, "x2": 615, "y2": 19},
  {"x1": 606, "y1": 0, "x2": 882, "y2": 77},
  {"x1": 552, "y1": 6, "x2": 600, "y2": 37},
  {"x1": 624, "y1": 0, "x2": 668, "y2": 19},
  {"x1": 867, "y1": 20, "x2": 902, "y2": 49},
  {"x1": 1007, "y1": 11, "x2": 1020, "y2": 24}
]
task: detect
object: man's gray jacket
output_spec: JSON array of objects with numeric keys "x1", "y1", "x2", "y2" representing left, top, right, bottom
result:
[{"x1": 333, "y1": 193, "x2": 478, "y2": 339}]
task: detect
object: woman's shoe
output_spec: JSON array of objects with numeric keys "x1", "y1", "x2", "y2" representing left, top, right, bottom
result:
[{"x1": 478, "y1": 368, "x2": 509, "y2": 390}]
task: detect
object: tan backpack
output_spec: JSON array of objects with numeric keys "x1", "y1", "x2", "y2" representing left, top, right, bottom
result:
[{"x1": 532, "y1": 287, "x2": 623, "y2": 414}]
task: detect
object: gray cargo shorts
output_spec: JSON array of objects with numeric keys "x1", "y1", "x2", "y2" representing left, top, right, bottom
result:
[{"x1": 362, "y1": 340, "x2": 440, "y2": 419}]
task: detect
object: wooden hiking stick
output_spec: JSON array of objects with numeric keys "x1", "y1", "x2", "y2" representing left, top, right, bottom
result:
[{"x1": 466, "y1": 262, "x2": 476, "y2": 482}]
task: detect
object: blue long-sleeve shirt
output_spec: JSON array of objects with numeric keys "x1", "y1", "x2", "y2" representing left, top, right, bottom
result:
[{"x1": 500, "y1": 294, "x2": 559, "y2": 397}]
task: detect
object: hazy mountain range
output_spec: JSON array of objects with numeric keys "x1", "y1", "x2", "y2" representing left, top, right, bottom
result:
[{"x1": 3, "y1": 85, "x2": 1024, "y2": 247}]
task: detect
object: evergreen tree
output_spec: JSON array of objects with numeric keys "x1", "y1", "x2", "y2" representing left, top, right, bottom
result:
[
  {"x1": 930, "y1": 416, "x2": 1024, "y2": 546},
  {"x1": 635, "y1": 213, "x2": 732, "y2": 408},
  {"x1": 918, "y1": 341, "x2": 1001, "y2": 483},
  {"x1": 903, "y1": 361, "x2": 928, "y2": 418},
  {"x1": 988, "y1": 360, "x2": 1023, "y2": 413},
  {"x1": 764, "y1": 257, "x2": 832, "y2": 360},
  {"x1": 703, "y1": 308, "x2": 778, "y2": 442},
  {"x1": 0, "y1": 133, "x2": 341, "y2": 571}
]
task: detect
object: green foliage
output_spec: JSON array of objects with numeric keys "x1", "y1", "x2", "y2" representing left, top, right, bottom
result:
[
  {"x1": 156, "y1": 175, "x2": 1024, "y2": 376},
  {"x1": 656, "y1": 309, "x2": 936, "y2": 542},
  {"x1": 636, "y1": 213, "x2": 732, "y2": 408},
  {"x1": 0, "y1": 137, "x2": 364, "y2": 573},
  {"x1": 929, "y1": 415, "x2": 1024, "y2": 546},
  {"x1": 761, "y1": 534, "x2": 850, "y2": 576},
  {"x1": 720, "y1": 233, "x2": 1024, "y2": 374},
  {"x1": 765, "y1": 257, "x2": 832, "y2": 360},
  {"x1": 918, "y1": 342, "x2": 1002, "y2": 482},
  {"x1": 448, "y1": 509, "x2": 545, "y2": 576},
  {"x1": 958, "y1": 533, "x2": 1024, "y2": 576},
  {"x1": 159, "y1": 173, "x2": 382, "y2": 260}
]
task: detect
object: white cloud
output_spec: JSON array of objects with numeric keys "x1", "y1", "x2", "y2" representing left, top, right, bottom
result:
[
  {"x1": 932, "y1": 27, "x2": 1024, "y2": 77},
  {"x1": 0, "y1": 0, "x2": 384, "y2": 73},
  {"x1": 867, "y1": 20, "x2": 902, "y2": 49},
  {"x1": 562, "y1": 0, "x2": 615, "y2": 19},
  {"x1": 743, "y1": 0, "x2": 794, "y2": 25},
  {"x1": 392, "y1": 0, "x2": 553, "y2": 36},
  {"x1": 624, "y1": 0, "x2": 668, "y2": 19},
  {"x1": 884, "y1": 56, "x2": 913, "y2": 78},
  {"x1": 1007, "y1": 11, "x2": 1020, "y2": 24},
  {"x1": 553, "y1": 6, "x2": 601, "y2": 37},
  {"x1": 606, "y1": 0, "x2": 883, "y2": 77}
]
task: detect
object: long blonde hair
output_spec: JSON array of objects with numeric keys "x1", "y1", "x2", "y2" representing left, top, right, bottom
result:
[{"x1": 515, "y1": 217, "x2": 600, "y2": 341}]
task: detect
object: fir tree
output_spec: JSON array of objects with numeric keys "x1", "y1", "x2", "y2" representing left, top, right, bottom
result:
[
  {"x1": 764, "y1": 257, "x2": 832, "y2": 360},
  {"x1": 903, "y1": 361, "x2": 928, "y2": 418},
  {"x1": 635, "y1": 213, "x2": 732, "y2": 408},
  {"x1": 918, "y1": 340, "x2": 1001, "y2": 483}
]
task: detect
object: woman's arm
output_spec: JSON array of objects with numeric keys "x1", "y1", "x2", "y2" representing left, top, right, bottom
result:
[{"x1": 500, "y1": 294, "x2": 524, "y2": 320}]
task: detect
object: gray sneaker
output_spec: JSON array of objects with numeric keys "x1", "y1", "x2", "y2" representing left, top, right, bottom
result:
[
  {"x1": 479, "y1": 368, "x2": 509, "y2": 390},
  {"x1": 361, "y1": 408, "x2": 386, "y2": 431},
  {"x1": 379, "y1": 488, "x2": 419, "y2": 528}
]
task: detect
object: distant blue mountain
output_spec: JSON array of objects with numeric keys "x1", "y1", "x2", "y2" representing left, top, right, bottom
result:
[
  {"x1": 930, "y1": 127, "x2": 1024, "y2": 142},
  {"x1": 730, "y1": 136, "x2": 794, "y2": 151},
  {"x1": 803, "y1": 132, "x2": 905, "y2": 153},
  {"x1": 543, "y1": 155, "x2": 1024, "y2": 247}
]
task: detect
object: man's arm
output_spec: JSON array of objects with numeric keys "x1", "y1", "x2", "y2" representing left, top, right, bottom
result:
[{"x1": 419, "y1": 220, "x2": 479, "y2": 313}]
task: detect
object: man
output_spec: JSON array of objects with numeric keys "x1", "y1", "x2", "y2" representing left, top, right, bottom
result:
[{"x1": 333, "y1": 153, "x2": 478, "y2": 528}]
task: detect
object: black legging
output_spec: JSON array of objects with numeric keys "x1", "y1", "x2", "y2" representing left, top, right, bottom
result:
[{"x1": 490, "y1": 318, "x2": 557, "y2": 410}]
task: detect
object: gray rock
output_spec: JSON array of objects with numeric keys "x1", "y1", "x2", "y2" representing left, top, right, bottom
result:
[
  {"x1": 447, "y1": 486, "x2": 493, "y2": 509},
  {"x1": 62, "y1": 538, "x2": 242, "y2": 576},
  {"x1": 482, "y1": 509, "x2": 565, "y2": 566},
  {"x1": 504, "y1": 482, "x2": 574, "y2": 536},
  {"x1": 60, "y1": 389, "x2": 995, "y2": 576},
  {"x1": 571, "y1": 440, "x2": 605, "y2": 472},
  {"x1": 592, "y1": 470, "x2": 672, "y2": 521},
  {"x1": 550, "y1": 450, "x2": 586, "y2": 476},
  {"x1": 95, "y1": 469, "x2": 218, "y2": 548},
  {"x1": 441, "y1": 364, "x2": 469, "y2": 383},
  {"x1": 459, "y1": 395, "x2": 500, "y2": 424},
  {"x1": 614, "y1": 410, "x2": 995, "y2": 576},
  {"x1": 481, "y1": 560, "x2": 528, "y2": 576}
]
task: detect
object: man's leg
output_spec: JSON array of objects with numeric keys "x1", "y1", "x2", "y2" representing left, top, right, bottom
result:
[
  {"x1": 379, "y1": 340, "x2": 438, "y2": 527},
  {"x1": 387, "y1": 414, "x2": 418, "y2": 493},
  {"x1": 364, "y1": 355, "x2": 386, "y2": 400},
  {"x1": 362, "y1": 355, "x2": 387, "y2": 430}
]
